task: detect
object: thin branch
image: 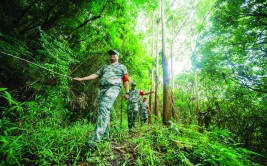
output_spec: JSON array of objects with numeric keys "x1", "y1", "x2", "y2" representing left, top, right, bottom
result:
[
  {"x1": 16, "y1": 0, "x2": 38, "y2": 26},
  {"x1": 165, "y1": 0, "x2": 177, "y2": 14},
  {"x1": 69, "y1": 2, "x2": 108, "y2": 36},
  {"x1": 172, "y1": 1, "x2": 202, "y2": 42},
  {"x1": 227, "y1": 76, "x2": 267, "y2": 93}
]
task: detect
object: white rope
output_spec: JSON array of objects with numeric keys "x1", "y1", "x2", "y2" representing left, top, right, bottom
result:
[{"x1": 0, "y1": 51, "x2": 73, "y2": 79}]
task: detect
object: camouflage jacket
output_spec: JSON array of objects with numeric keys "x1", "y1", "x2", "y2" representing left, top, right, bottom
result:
[
  {"x1": 129, "y1": 89, "x2": 142, "y2": 103},
  {"x1": 140, "y1": 101, "x2": 149, "y2": 113},
  {"x1": 96, "y1": 63, "x2": 127, "y2": 88}
]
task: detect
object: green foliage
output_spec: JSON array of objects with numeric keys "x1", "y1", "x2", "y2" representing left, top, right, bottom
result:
[
  {"x1": 126, "y1": 122, "x2": 260, "y2": 166},
  {"x1": 175, "y1": 70, "x2": 267, "y2": 164},
  {"x1": 0, "y1": 121, "x2": 95, "y2": 165},
  {"x1": 193, "y1": 0, "x2": 267, "y2": 92},
  {"x1": 190, "y1": 0, "x2": 267, "y2": 164},
  {"x1": 0, "y1": 88, "x2": 261, "y2": 165}
]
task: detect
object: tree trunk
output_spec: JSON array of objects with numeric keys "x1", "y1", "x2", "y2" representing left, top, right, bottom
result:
[
  {"x1": 120, "y1": 95, "x2": 123, "y2": 127},
  {"x1": 161, "y1": 0, "x2": 171, "y2": 126},
  {"x1": 154, "y1": 13, "x2": 160, "y2": 119},
  {"x1": 194, "y1": 71, "x2": 203, "y2": 132},
  {"x1": 149, "y1": 70, "x2": 153, "y2": 124},
  {"x1": 149, "y1": 11, "x2": 155, "y2": 124},
  {"x1": 170, "y1": 17, "x2": 178, "y2": 121}
]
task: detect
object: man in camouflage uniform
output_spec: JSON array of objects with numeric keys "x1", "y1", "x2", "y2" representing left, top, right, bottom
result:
[
  {"x1": 127, "y1": 82, "x2": 153, "y2": 131},
  {"x1": 140, "y1": 97, "x2": 149, "y2": 126},
  {"x1": 73, "y1": 50, "x2": 129, "y2": 145}
]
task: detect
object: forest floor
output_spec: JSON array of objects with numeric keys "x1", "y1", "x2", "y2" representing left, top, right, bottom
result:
[
  {"x1": 1, "y1": 119, "x2": 261, "y2": 166},
  {"x1": 78, "y1": 130, "x2": 142, "y2": 166},
  {"x1": 73, "y1": 123, "x2": 262, "y2": 166}
]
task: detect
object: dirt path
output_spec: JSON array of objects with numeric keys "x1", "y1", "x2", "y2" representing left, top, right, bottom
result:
[{"x1": 105, "y1": 136, "x2": 140, "y2": 166}]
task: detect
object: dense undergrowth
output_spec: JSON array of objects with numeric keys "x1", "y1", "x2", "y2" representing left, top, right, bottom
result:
[
  {"x1": 0, "y1": 88, "x2": 262, "y2": 166},
  {"x1": 0, "y1": 119, "x2": 262, "y2": 166}
]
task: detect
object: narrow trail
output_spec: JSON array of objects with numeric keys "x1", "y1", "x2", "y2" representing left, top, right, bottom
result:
[
  {"x1": 107, "y1": 140, "x2": 140, "y2": 166},
  {"x1": 107, "y1": 131, "x2": 142, "y2": 166},
  {"x1": 78, "y1": 131, "x2": 143, "y2": 166}
]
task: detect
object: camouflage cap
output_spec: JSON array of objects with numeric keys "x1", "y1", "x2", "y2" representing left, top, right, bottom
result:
[
  {"x1": 131, "y1": 82, "x2": 136, "y2": 86},
  {"x1": 108, "y1": 50, "x2": 119, "y2": 56}
]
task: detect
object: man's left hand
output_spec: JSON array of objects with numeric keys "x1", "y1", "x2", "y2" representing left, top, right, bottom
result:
[{"x1": 122, "y1": 94, "x2": 129, "y2": 100}]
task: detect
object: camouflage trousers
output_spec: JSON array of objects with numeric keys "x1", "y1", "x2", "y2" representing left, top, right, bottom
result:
[
  {"x1": 91, "y1": 86, "x2": 120, "y2": 142},
  {"x1": 140, "y1": 110, "x2": 148, "y2": 125},
  {"x1": 127, "y1": 102, "x2": 139, "y2": 130}
]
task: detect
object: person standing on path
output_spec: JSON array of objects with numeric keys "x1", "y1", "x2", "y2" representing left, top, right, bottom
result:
[
  {"x1": 127, "y1": 82, "x2": 153, "y2": 131},
  {"x1": 140, "y1": 97, "x2": 150, "y2": 126},
  {"x1": 73, "y1": 50, "x2": 129, "y2": 145}
]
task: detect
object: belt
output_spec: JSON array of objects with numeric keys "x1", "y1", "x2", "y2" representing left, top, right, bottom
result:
[{"x1": 100, "y1": 84, "x2": 121, "y2": 89}]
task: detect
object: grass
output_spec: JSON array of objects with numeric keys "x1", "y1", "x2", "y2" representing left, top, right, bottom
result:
[{"x1": 0, "y1": 115, "x2": 263, "y2": 166}]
